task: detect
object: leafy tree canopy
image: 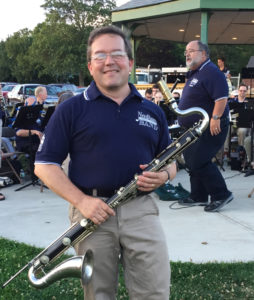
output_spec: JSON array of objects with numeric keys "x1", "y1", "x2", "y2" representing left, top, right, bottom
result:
[{"x1": 0, "y1": 0, "x2": 253, "y2": 86}]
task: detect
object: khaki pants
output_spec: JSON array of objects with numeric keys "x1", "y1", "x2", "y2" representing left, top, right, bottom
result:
[
  {"x1": 69, "y1": 193, "x2": 170, "y2": 300},
  {"x1": 244, "y1": 135, "x2": 253, "y2": 162}
]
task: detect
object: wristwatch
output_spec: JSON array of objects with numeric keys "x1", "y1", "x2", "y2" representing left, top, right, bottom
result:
[{"x1": 212, "y1": 115, "x2": 220, "y2": 120}]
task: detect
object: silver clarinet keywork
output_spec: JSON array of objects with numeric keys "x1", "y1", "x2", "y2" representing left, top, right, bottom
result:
[{"x1": 2, "y1": 79, "x2": 209, "y2": 290}]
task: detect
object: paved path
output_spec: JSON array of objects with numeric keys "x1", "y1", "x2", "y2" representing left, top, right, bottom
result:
[{"x1": 0, "y1": 165, "x2": 253, "y2": 262}]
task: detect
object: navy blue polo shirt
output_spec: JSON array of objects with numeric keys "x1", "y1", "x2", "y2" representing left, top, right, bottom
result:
[
  {"x1": 229, "y1": 97, "x2": 248, "y2": 104},
  {"x1": 15, "y1": 123, "x2": 41, "y2": 152},
  {"x1": 178, "y1": 59, "x2": 229, "y2": 128},
  {"x1": 35, "y1": 81, "x2": 170, "y2": 191}
]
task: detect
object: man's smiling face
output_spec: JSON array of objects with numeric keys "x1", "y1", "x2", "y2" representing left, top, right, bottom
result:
[{"x1": 88, "y1": 34, "x2": 133, "y2": 93}]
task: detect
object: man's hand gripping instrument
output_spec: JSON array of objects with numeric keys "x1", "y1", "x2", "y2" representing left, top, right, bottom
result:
[{"x1": 2, "y1": 79, "x2": 209, "y2": 290}]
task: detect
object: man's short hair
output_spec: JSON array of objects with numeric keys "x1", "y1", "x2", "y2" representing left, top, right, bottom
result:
[
  {"x1": 152, "y1": 84, "x2": 159, "y2": 90},
  {"x1": 217, "y1": 56, "x2": 225, "y2": 62},
  {"x1": 196, "y1": 40, "x2": 210, "y2": 57},
  {"x1": 57, "y1": 91, "x2": 74, "y2": 106},
  {"x1": 87, "y1": 25, "x2": 133, "y2": 62},
  {"x1": 173, "y1": 91, "x2": 180, "y2": 97},
  {"x1": 145, "y1": 88, "x2": 152, "y2": 95},
  {"x1": 35, "y1": 86, "x2": 46, "y2": 97},
  {"x1": 238, "y1": 83, "x2": 248, "y2": 90}
]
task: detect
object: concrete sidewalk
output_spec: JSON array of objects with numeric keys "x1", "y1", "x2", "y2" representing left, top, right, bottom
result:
[{"x1": 0, "y1": 165, "x2": 253, "y2": 263}]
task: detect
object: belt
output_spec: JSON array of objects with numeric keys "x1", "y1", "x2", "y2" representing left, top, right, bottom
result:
[{"x1": 79, "y1": 187, "x2": 117, "y2": 198}]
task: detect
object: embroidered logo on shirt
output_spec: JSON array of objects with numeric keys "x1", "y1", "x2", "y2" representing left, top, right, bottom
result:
[
  {"x1": 189, "y1": 78, "x2": 198, "y2": 87},
  {"x1": 136, "y1": 111, "x2": 158, "y2": 130}
]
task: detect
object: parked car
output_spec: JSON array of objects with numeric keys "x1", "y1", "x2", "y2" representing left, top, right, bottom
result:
[
  {"x1": 2, "y1": 84, "x2": 16, "y2": 100},
  {"x1": 1, "y1": 84, "x2": 17, "y2": 101},
  {"x1": 7, "y1": 84, "x2": 40, "y2": 103},
  {"x1": 0, "y1": 82, "x2": 18, "y2": 88},
  {"x1": 7, "y1": 83, "x2": 59, "y2": 104},
  {"x1": 48, "y1": 83, "x2": 78, "y2": 93},
  {"x1": 73, "y1": 87, "x2": 87, "y2": 95},
  {"x1": 44, "y1": 85, "x2": 62, "y2": 105}
]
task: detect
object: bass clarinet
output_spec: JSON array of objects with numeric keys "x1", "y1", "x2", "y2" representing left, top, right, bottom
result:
[{"x1": 2, "y1": 79, "x2": 209, "y2": 289}]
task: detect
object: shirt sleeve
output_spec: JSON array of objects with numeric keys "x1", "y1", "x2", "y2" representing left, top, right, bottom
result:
[
  {"x1": 203, "y1": 67, "x2": 229, "y2": 101},
  {"x1": 156, "y1": 106, "x2": 171, "y2": 155},
  {"x1": 35, "y1": 103, "x2": 72, "y2": 165}
]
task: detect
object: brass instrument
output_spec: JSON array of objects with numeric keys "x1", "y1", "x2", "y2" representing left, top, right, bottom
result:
[
  {"x1": 158, "y1": 79, "x2": 209, "y2": 135},
  {"x1": 2, "y1": 79, "x2": 209, "y2": 290}
]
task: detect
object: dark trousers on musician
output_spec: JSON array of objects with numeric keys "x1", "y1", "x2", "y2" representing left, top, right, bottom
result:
[
  {"x1": 183, "y1": 117, "x2": 232, "y2": 203},
  {"x1": 69, "y1": 193, "x2": 170, "y2": 300}
]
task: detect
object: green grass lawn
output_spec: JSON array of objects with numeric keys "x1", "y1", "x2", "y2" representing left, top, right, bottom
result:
[{"x1": 0, "y1": 237, "x2": 253, "y2": 299}]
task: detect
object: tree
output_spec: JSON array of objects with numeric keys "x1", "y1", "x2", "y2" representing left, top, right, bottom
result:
[
  {"x1": 38, "y1": 0, "x2": 116, "y2": 85},
  {"x1": 136, "y1": 38, "x2": 186, "y2": 68},
  {"x1": 0, "y1": 41, "x2": 13, "y2": 81},
  {"x1": 30, "y1": 22, "x2": 88, "y2": 84},
  {"x1": 210, "y1": 44, "x2": 254, "y2": 75},
  {"x1": 4, "y1": 29, "x2": 40, "y2": 82}
]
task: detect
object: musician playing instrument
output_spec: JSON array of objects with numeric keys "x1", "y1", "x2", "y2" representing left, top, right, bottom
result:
[
  {"x1": 154, "y1": 91, "x2": 176, "y2": 126},
  {"x1": 15, "y1": 86, "x2": 46, "y2": 154},
  {"x1": 178, "y1": 40, "x2": 233, "y2": 212},
  {"x1": 14, "y1": 86, "x2": 46, "y2": 152},
  {"x1": 229, "y1": 83, "x2": 249, "y2": 104},
  {"x1": 35, "y1": 25, "x2": 176, "y2": 300},
  {"x1": 25, "y1": 86, "x2": 48, "y2": 106},
  {"x1": 228, "y1": 84, "x2": 250, "y2": 147}
]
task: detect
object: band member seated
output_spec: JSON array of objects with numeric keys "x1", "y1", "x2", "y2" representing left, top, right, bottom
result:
[
  {"x1": 15, "y1": 127, "x2": 43, "y2": 154},
  {"x1": 15, "y1": 86, "x2": 46, "y2": 153},
  {"x1": 25, "y1": 86, "x2": 47, "y2": 106},
  {"x1": 172, "y1": 91, "x2": 180, "y2": 104},
  {"x1": 155, "y1": 91, "x2": 177, "y2": 126},
  {"x1": 227, "y1": 83, "x2": 250, "y2": 147},
  {"x1": 14, "y1": 88, "x2": 46, "y2": 178}
]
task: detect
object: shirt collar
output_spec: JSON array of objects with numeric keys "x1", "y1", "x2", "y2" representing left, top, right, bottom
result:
[
  {"x1": 186, "y1": 58, "x2": 211, "y2": 78},
  {"x1": 83, "y1": 80, "x2": 143, "y2": 103},
  {"x1": 199, "y1": 58, "x2": 210, "y2": 71}
]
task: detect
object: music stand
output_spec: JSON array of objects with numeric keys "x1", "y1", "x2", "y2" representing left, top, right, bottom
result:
[
  {"x1": 41, "y1": 106, "x2": 55, "y2": 130},
  {"x1": 12, "y1": 105, "x2": 43, "y2": 191},
  {"x1": 231, "y1": 102, "x2": 254, "y2": 174}
]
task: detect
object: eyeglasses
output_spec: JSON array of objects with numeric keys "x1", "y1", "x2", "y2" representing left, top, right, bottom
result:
[
  {"x1": 184, "y1": 49, "x2": 202, "y2": 56},
  {"x1": 91, "y1": 51, "x2": 127, "y2": 63}
]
